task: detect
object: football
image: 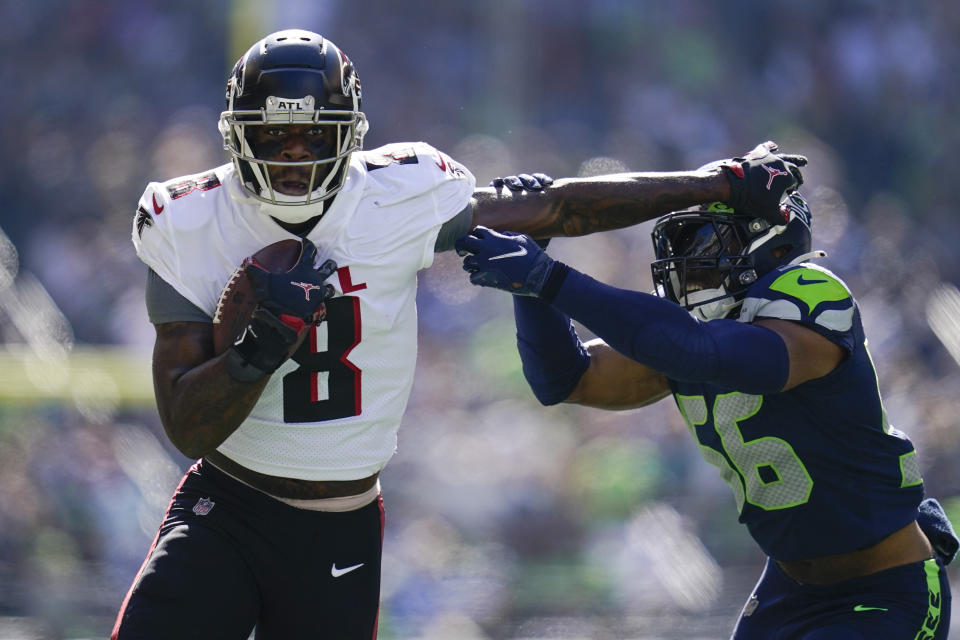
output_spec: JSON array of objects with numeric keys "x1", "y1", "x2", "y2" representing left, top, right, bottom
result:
[{"x1": 212, "y1": 239, "x2": 303, "y2": 354}]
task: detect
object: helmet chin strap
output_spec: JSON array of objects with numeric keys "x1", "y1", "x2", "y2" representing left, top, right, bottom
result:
[
  {"x1": 222, "y1": 167, "x2": 326, "y2": 225},
  {"x1": 259, "y1": 199, "x2": 326, "y2": 225}
]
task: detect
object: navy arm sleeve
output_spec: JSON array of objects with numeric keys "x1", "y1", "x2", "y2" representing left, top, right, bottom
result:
[
  {"x1": 548, "y1": 267, "x2": 789, "y2": 394},
  {"x1": 513, "y1": 295, "x2": 590, "y2": 405}
]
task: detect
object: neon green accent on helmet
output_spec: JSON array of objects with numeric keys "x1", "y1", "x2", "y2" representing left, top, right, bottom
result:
[
  {"x1": 705, "y1": 202, "x2": 735, "y2": 213},
  {"x1": 769, "y1": 267, "x2": 849, "y2": 314}
]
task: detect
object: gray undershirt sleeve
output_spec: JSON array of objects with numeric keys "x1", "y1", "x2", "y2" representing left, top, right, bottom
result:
[
  {"x1": 433, "y1": 202, "x2": 475, "y2": 253},
  {"x1": 145, "y1": 268, "x2": 212, "y2": 324}
]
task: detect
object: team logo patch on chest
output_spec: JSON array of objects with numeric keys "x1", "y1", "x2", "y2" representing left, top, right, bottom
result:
[{"x1": 192, "y1": 497, "x2": 215, "y2": 516}]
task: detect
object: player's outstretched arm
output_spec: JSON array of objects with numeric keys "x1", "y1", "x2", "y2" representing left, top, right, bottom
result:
[
  {"x1": 470, "y1": 141, "x2": 805, "y2": 239},
  {"x1": 471, "y1": 169, "x2": 729, "y2": 239},
  {"x1": 499, "y1": 253, "x2": 669, "y2": 409},
  {"x1": 456, "y1": 228, "x2": 792, "y2": 394}
]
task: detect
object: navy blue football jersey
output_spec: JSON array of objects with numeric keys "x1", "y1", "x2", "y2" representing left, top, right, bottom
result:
[{"x1": 669, "y1": 263, "x2": 923, "y2": 562}]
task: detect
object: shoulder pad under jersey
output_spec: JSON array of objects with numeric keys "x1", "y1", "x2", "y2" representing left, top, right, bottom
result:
[
  {"x1": 739, "y1": 263, "x2": 856, "y2": 346},
  {"x1": 357, "y1": 142, "x2": 475, "y2": 219},
  {"x1": 132, "y1": 165, "x2": 229, "y2": 237},
  {"x1": 131, "y1": 165, "x2": 232, "y2": 311}
]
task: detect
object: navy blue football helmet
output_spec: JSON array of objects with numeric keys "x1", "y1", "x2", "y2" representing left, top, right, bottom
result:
[
  {"x1": 219, "y1": 30, "x2": 367, "y2": 223},
  {"x1": 651, "y1": 191, "x2": 818, "y2": 321}
]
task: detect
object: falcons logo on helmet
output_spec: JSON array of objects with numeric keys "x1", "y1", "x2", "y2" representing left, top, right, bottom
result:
[{"x1": 339, "y1": 52, "x2": 361, "y2": 101}]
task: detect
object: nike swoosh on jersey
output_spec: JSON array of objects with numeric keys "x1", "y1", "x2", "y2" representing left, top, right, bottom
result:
[
  {"x1": 152, "y1": 193, "x2": 165, "y2": 214},
  {"x1": 331, "y1": 562, "x2": 364, "y2": 578},
  {"x1": 488, "y1": 246, "x2": 528, "y2": 261},
  {"x1": 852, "y1": 605, "x2": 888, "y2": 612},
  {"x1": 796, "y1": 274, "x2": 828, "y2": 285}
]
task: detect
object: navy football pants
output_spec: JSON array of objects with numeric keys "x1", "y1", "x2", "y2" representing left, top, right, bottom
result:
[
  {"x1": 732, "y1": 556, "x2": 950, "y2": 639},
  {"x1": 111, "y1": 459, "x2": 384, "y2": 640}
]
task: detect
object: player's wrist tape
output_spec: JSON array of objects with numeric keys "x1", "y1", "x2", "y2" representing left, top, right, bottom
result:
[
  {"x1": 550, "y1": 268, "x2": 789, "y2": 394},
  {"x1": 223, "y1": 307, "x2": 301, "y2": 383},
  {"x1": 514, "y1": 294, "x2": 589, "y2": 405}
]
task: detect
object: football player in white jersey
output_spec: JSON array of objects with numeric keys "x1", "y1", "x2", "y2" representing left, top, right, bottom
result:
[{"x1": 113, "y1": 29, "x2": 807, "y2": 640}]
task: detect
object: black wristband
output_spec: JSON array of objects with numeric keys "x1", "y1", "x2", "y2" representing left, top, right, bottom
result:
[
  {"x1": 223, "y1": 346, "x2": 271, "y2": 383},
  {"x1": 222, "y1": 307, "x2": 301, "y2": 382},
  {"x1": 539, "y1": 261, "x2": 570, "y2": 303}
]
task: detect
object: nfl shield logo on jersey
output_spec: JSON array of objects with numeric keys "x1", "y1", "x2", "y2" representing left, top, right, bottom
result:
[
  {"x1": 192, "y1": 497, "x2": 215, "y2": 516},
  {"x1": 742, "y1": 594, "x2": 760, "y2": 617}
]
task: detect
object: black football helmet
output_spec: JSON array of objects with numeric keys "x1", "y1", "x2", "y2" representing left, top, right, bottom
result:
[
  {"x1": 218, "y1": 29, "x2": 367, "y2": 223},
  {"x1": 651, "y1": 191, "x2": 820, "y2": 321}
]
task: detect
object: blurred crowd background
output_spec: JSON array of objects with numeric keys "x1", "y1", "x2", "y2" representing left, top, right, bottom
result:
[{"x1": 1, "y1": 1, "x2": 960, "y2": 638}]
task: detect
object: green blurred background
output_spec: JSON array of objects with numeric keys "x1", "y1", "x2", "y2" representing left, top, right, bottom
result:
[{"x1": 1, "y1": 1, "x2": 960, "y2": 638}]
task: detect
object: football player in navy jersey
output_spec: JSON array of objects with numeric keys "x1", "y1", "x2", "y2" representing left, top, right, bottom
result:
[
  {"x1": 456, "y1": 183, "x2": 958, "y2": 638},
  {"x1": 114, "y1": 27, "x2": 810, "y2": 640}
]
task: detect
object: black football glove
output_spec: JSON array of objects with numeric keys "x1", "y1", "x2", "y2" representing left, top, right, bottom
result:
[
  {"x1": 225, "y1": 306, "x2": 310, "y2": 382},
  {"x1": 490, "y1": 172, "x2": 554, "y2": 192},
  {"x1": 225, "y1": 239, "x2": 337, "y2": 382},
  {"x1": 715, "y1": 141, "x2": 807, "y2": 225},
  {"x1": 244, "y1": 238, "x2": 338, "y2": 332}
]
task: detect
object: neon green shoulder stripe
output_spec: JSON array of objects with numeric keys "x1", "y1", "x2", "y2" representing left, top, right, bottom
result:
[{"x1": 768, "y1": 267, "x2": 850, "y2": 314}]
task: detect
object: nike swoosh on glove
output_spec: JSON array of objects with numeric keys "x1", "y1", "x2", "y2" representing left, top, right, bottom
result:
[{"x1": 455, "y1": 226, "x2": 556, "y2": 297}]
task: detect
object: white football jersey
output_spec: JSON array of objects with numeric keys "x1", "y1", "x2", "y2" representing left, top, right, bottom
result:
[{"x1": 133, "y1": 142, "x2": 475, "y2": 480}]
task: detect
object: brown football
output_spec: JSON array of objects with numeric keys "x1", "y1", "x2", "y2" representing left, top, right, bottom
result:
[{"x1": 212, "y1": 239, "x2": 303, "y2": 354}]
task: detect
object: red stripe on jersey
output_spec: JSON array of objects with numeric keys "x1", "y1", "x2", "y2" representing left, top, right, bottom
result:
[{"x1": 344, "y1": 296, "x2": 362, "y2": 415}]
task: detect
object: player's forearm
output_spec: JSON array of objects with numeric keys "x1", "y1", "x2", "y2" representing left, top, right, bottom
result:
[
  {"x1": 472, "y1": 169, "x2": 729, "y2": 238},
  {"x1": 513, "y1": 295, "x2": 590, "y2": 406},
  {"x1": 155, "y1": 356, "x2": 268, "y2": 459},
  {"x1": 549, "y1": 267, "x2": 789, "y2": 393},
  {"x1": 550, "y1": 170, "x2": 731, "y2": 236}
]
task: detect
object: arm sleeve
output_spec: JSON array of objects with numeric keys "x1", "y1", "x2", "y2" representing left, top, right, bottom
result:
[
  {"x1": 513, "y1": 295, "x2": 590, "y2": 405},
  {"x1": 145, "y1": 268, "x2": 212, "y2": 324},
  {"x1": 433, "y1": 202, "x2": 475, "y2": 252},
  {"x1": 549, "y1": 267, "x2": 789, "y2": 394}
]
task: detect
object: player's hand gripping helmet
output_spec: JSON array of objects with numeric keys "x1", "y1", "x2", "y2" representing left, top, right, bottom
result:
[
  {"x1": 219, "y1": 30, "x2": 367, "y2": 224},
  {"x1": 651, "y1": 190, "x2": 821, "y2": 321}
]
